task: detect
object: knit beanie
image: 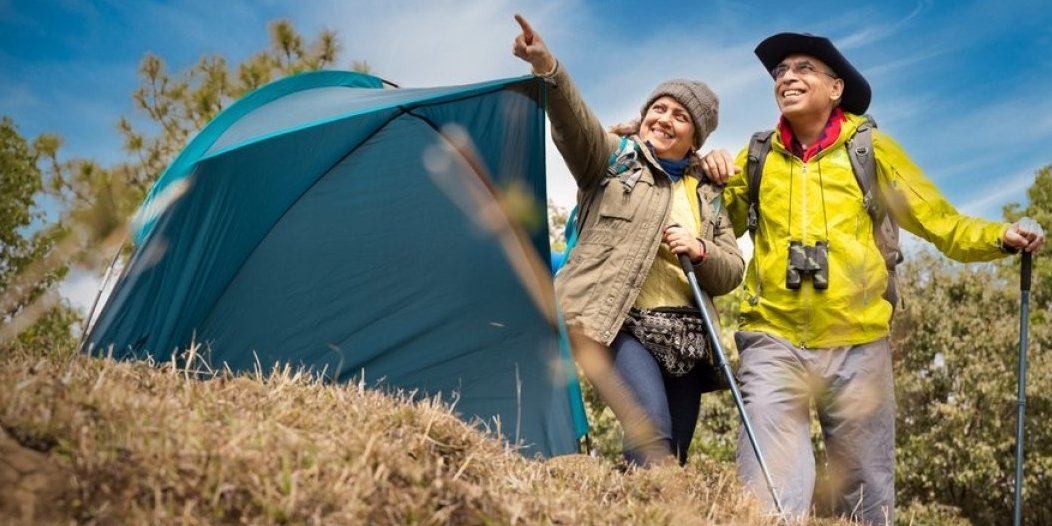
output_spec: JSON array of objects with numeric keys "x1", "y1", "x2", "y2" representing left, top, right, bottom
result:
[{"x1": 640, "y1": 80, "x2": 719, "y2": 149}]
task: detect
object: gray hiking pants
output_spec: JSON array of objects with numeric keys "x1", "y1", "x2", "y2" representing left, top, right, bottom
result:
[{"x1": 735, "y1": 331, "x2": 895, "y2": 525}]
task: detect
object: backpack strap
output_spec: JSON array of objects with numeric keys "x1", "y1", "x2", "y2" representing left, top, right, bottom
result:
[
  {"x1": 845, "y1": 115, "x2": 903, "y2": 271},
  {"x1": 845, "y1": 114, "x2": 904, "y2": 309},
  {"x1": 846, "y1": 116, "x2": 881, "y2": 222},
  {"x1": 745, "y1": 130, "x2": 775, "y2": 241},
  {"x1": 743, "y1": 130, "x2": 774, "y2": 304}
]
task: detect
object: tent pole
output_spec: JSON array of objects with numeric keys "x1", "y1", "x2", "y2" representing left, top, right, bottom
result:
[{"x1": 76, "y1": 236, "x2": 128, "y2": 352}]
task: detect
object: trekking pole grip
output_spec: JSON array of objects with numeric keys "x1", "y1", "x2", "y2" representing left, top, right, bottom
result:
[
  {"x1": 677, "y1": 252, "x2": 695, "y2": 278},
  {"x1": 667, "y1": 223, "x2": 696, "y2": 277}
]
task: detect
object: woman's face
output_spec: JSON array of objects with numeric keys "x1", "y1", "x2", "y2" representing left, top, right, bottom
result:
[{"x1": 638, "y1": 96, "x2": 695, "y2": 160}]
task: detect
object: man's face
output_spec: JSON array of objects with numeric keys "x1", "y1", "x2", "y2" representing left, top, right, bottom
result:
[
  {"x1": 638, "y1": 95, "x2": 696, "y2": 161},
  {"x1": 772, "y1": 54, "x2": 844, "y2": 119}
]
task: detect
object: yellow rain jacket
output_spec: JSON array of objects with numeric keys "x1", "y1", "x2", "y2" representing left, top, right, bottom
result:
[{"x1": 725, "y1": 113, "x2": 1011, "y2": 348}]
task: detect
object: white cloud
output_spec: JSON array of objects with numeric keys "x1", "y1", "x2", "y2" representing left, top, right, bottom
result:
[
  {"x1": 865, "y1": 44, "x2": 955, "y2": 81},
  {"x1": 957, "y1": 170, "x2": 1034, "y2": 217},
  {"x1": 60, "y1": 263, "x2": 123, "y2": 330},
  {"x1": 59, "y1": 269, "x2": 102, "y2": 315},
  {"x1": 312, "y1": 0, "x2": 586, "y2": 87},
  {"x1": 835, "y1": 0, "x2": 931, "y2": 49},
  {"x1": 0, "y1": 82, "x2": 41, "y2": 112}
]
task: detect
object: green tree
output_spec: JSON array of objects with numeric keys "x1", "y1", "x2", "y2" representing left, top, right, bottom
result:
[
  {"x1": 547, "y1": 199, "x2": 570, "y2": 253},
  {"x1": 893, "y1": 164, "x2": 1052, "y2": 524},
  {"x1": 1003, "y1": 164, "x2": 1052, "y2": 308},
  {"x1": 112, "y1": 19, "x2": 342, "y2": 208},
  {"x1": 6, "y1": 20, "x2": 365, "y2": 346},
  {"x1": 46, "y1": 20, "x2": 349, "y2": 266},
  {"x1": 0, "y1": 117, "x2": 79, "y2": 352}
]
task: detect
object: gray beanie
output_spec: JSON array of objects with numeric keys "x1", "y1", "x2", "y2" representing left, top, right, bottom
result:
[{"x1": 640, "y1": 79, "x2": 719, "y2": 149}]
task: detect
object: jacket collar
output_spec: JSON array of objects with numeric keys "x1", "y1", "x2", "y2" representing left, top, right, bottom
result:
[
  {"x1": 633, "y1": 136, "x2": 700, "y2": 185},
  {"x1": 772, "y1": 111, "x2": 866, "y2": 162},
  {"x1": 776, "y1": 107, "x2": 845, "y2": 162}
]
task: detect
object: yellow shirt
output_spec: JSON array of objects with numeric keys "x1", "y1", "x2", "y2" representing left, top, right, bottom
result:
[{"x1": 634, "y1": 176, "x2": 700, "y2": 309}]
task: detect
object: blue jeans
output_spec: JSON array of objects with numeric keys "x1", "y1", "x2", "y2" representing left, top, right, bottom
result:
[{"x1": 610, "y1": 331, "x2": 708, "y2": 465}]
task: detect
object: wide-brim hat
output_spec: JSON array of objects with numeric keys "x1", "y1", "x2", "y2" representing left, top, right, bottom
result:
[{"x1": 754, "y1": 32, "x2": 871, "y2": 115}]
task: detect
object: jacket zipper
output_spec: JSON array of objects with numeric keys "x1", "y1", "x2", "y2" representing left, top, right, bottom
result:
[{"x1": 800, "y1": 160, "x2": 811, "y2": 342}]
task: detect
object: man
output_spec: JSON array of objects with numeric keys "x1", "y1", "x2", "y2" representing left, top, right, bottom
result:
[{"x1": 701, "y1": 32, "x2": 1045, "y2": 524}]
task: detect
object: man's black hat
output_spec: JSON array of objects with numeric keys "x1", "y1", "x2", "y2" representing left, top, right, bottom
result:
[{"x1": 755, "y1": 32, "x2": 871, "y2": 115}]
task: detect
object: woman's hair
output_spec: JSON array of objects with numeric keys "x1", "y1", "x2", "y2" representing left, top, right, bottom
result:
[
  {"x1": 608, "y1": 119, "x2": 640, "y2": 137},
  {"x1": 608, "y1": 118, "x2": 703, "y2": 169}
]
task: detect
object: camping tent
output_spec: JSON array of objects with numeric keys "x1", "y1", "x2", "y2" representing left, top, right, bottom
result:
[{"x1": 82, "y1": 70, "x2": 587, "y2": 457}]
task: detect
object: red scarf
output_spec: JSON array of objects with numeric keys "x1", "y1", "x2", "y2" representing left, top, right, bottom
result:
[{"x1": 777, "y1": 107, "x2": 845, "y2": 162}]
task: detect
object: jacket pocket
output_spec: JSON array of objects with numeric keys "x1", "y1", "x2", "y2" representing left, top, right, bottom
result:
[
  {"x1": 555, "y1": 243, "x2": 616, "y2": 321},
  {"x1": 582, "y1": 182, "x2": 651, "y2": 247},
  {"x1": 596, "y1": 178, "x2": 648, "y2": 221}
]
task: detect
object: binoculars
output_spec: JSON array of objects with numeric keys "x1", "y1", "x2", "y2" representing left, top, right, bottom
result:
[{"x1": 786, "y1": 240, "x2": 829, "y2": 290}]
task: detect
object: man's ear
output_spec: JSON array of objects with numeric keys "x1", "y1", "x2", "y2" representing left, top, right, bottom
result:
[{"x1": 830, "y1": 78, "x2": 845, "y2": 101}]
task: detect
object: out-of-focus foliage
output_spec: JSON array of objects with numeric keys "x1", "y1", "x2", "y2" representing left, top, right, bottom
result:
[
  {"x1": 893, "y1": 248, "x2": 1050, "y2": 525},
  {"x1": 548, "y1": 199, "x2": 571, "y2": 253},
  {"x1": 0, "y1": 117, "x2": 79, "y2": 353},
  {"x1": 1003, "y1": 164, "x2": 1052, "y2": 308},
  {"x1": 893, "y1": 165, "x2": 1052, "y2": 525}
]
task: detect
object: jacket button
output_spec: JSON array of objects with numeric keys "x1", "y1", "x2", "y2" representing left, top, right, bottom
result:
[{"x1": 642, "y1": 222, "x2": 649, "y2": 229}]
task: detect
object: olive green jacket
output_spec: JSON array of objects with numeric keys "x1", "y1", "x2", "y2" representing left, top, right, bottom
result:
[{"x1": 545, "y1": 65, "x2": 745, "y2": 346}]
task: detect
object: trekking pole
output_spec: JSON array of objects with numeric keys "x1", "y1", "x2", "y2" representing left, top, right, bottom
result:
[
  {"x1": 1013, "y1": 251, "x2": 1032, "y2": 526},
  {"x1": 674, "y1": 249, "x2": 785, "y2": 516}
]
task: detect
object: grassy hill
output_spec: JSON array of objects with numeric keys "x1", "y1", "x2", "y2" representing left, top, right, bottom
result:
[{"x1": 1, "y1": 345, "x2": 861, "y2": 525}]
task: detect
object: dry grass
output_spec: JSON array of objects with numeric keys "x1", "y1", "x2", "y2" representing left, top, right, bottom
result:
[{"x1": 0, "y1": 346, "x2": 853, "y2": 525}]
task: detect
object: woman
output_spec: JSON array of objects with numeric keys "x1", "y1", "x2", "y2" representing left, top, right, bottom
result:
[{"x1": 513, "y1": 15, "x2": 744, "y2": 466}]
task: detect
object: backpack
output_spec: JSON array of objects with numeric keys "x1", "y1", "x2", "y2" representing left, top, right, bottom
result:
[{"x1": 744, "y1": 115, "x2": 903, "y2": 308}]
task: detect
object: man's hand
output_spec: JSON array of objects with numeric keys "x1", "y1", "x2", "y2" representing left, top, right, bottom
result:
[
  {"x1": 698, "y1": 148, "x2": 740, "y2": 185},
  {"x1": 1004, "y1": 217, "x2": 1046, "y2": 253},
  {"x1": 512, "y1": 14, "x2": 557, "y2": 76}
]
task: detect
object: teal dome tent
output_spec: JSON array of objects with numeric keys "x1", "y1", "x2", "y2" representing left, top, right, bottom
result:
[{"x1": 83, "y1": 70, "x2": 587, "y2": 457}]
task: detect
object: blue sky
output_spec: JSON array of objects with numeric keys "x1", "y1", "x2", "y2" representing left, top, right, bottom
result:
[{"x1": 3, "y1": 0, "x2": 1051, "y2": 307}]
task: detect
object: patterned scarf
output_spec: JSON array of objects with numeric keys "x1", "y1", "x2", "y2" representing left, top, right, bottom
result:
[{"x1": 777, "y1": 107, "x2": 845, "y2": 162}]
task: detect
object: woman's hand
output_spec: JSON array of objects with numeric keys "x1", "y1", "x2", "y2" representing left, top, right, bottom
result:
[
  {"x1": 512, "y1": 14, "x2": 556, "y2": 76},
  {"x1": 698, "y1": 148, "x2": 740, "y2": 185},
  {"x1": 664, "y1": 224, "x2": 707, "y2": 263}
]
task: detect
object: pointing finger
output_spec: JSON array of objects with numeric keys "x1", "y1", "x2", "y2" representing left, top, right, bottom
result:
[{"x1": 514, "y1": 13, "x2": 534, "y2": 45}]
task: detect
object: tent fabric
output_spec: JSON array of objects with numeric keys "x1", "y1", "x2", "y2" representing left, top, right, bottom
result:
[{"x1": 85, "y1": 70, "x2": 588, "y2": 457}]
